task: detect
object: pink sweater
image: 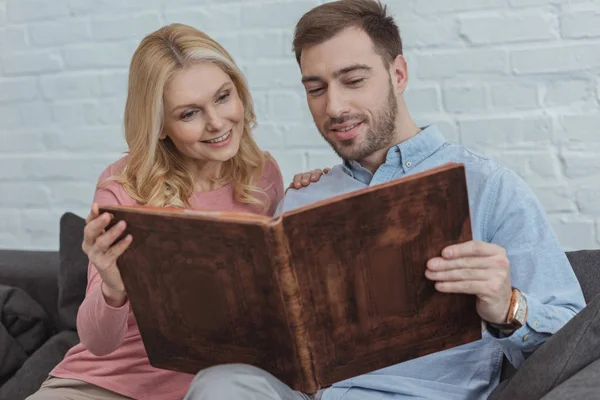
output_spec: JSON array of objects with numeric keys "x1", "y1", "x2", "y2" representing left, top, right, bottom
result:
[{"x1": 50, "y1": 156, "x2": 284, "y2": 399}]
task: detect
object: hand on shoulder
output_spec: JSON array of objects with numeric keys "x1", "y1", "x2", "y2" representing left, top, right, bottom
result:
[{"x1": 287, "y1": 167, "x2": 331, "y2": 192}]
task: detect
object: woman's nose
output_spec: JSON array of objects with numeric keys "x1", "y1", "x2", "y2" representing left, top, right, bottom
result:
[{"x1": 205, "y1": 107, "x2": 224, "y2": 132}]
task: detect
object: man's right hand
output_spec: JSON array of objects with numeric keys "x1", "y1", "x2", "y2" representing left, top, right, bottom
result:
[{"x1": 82, "y1": 203, "x2": 133, "y2": 308}]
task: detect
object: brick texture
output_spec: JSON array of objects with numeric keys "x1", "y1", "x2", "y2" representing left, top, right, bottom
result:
[{"x1": 0, "y1": 0, "x2": 599, "y2": 250}]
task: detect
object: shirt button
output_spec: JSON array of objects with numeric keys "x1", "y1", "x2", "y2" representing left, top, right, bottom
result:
[
  {"x1": 534, "y1": 321, "x2": 539, "y2": 328},
  {"x1": 406, "y1": 161, "x2": 412, "y2": 167},
  {"x1": 523, "y1": 334, "x2": 529, "y2": 341}
]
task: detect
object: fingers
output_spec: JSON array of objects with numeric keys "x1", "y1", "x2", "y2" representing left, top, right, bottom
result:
[
  {"x1": 290, "y1": 169, "x2": 325, "y2": 189},
  {"x1": 94, "y1": 220, "x2": 128, "y2": 253},
  {"x1": 441, "y1": 241, "x2": 504, "y2": 259},
  {"x1": 290, "y1": 173, "x2": 305, "y2": 190},
  {"x1": 427, "y1": 256, "x2": 490, "y2": 271},
  {"x1": 299, "y1": 171, "x2": 312, "y2": 185},
  {"x1": 104, "y1": 234, "x2": 133, "y2": 261},
  {"x1": 82, "y1": 212, "x2": 112, "y2": 253},
  {"x1": 426, "y1": 254, "x2": 511, "y2": 297},
  {"x1": 433, "y1": 280, "x2": 482, "y2": 294},
  {"x1": 82, "y1": 214, "x2": 129, "y2": 268},
  {"x1": 434, "y1": 279, "x2": 511, "y2": 301},
  {"x1": 85, "y1": 203, "x2": 101, "y2": 224},
  {"x1": 89, "y1": 223, "x2": 131, "y2": 272},
  {"x1": 309, "y1": 169, "x2": 321, "y2": 182},
  {"x1": 425, "y1": 266, "x2": 488, "y2": 282}
]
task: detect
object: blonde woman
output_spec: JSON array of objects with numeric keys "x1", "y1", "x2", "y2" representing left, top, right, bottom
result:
[{"x1": 26, "y1": 23, "x2": 324, "y2": 400}]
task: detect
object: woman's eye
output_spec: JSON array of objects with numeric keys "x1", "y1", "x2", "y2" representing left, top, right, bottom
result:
[
  {"x1": 217, "y1": 92, "x2": 230, "y2": 103},
  {"x1": 181, "y1": 111, "x2": 196, "y2": 120}
]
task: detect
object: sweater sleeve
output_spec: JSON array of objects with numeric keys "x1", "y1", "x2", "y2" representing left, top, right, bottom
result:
[{"x1": 76, "y1": 168, "x2": 134, "y2": 356}]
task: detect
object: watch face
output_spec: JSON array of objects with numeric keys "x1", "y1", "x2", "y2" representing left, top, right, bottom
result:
[
  {"x1": 516, "y1": 305, "x2": 525, "y2": 321},
  {"x1": 514, "y1": 293, "x2": 527, "y2": 325}
]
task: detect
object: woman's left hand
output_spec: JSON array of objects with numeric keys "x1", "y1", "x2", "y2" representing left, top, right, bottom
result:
[{"x1": 287, "y1": 168, "x2": 331, "y2": 191}]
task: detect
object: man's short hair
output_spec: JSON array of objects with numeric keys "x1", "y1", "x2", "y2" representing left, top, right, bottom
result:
[{"x1": 293, "y1": 0, "x2": 403, "y2": 67}]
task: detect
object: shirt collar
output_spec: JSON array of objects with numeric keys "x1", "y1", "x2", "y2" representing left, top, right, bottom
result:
[{"x1": 342, "y1": 124, "x2": 447, "y2": 180}]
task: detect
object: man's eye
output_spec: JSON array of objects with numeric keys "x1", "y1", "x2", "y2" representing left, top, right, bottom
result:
[
  {"x1": 348, "y1": 78, "x2": 365, "y2": 85},
  {"x1": 308, "y1": 88, "x2": 324, "y2": 95}
]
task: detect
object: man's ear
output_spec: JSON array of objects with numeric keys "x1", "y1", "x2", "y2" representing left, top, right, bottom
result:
[{"x1": 390, "y1": 55, "x2": 408, "y2": 93}]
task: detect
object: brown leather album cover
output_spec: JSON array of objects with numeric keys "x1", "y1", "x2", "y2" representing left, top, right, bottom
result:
[{"x1": 100, "y1": 162, "x2": 481, "y2": 393}]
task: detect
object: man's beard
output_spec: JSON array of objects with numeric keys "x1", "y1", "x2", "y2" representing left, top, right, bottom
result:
[{"x1": 320, "y1": 84, "x2": 398, "y2": 162}]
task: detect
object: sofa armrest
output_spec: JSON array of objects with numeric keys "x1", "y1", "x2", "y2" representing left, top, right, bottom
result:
[{"x1": 0, "y1": 250, "x2": 60, "y2": 330}]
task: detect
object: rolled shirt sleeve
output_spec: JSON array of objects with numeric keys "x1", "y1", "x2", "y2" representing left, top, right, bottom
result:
[{"x1": 482, "y1": 169, "x2": 585, "y2": 366}]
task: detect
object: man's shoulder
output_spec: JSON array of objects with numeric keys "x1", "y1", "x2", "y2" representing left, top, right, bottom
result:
[
  {"x1": 441, "y1": 142, "x2": 540, "y2": 216},
  {"x1": 285, "y1": 164, "x2": 351, "y2": 198},
  {"x1": 441, "y1": 141, "x2": 518, "y2": 185},
  {"x1": 279, "y1": 165, "x2": 365, "y2": 213}
]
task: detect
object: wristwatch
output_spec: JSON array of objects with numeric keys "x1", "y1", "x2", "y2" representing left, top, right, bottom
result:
[{"x1": 489, "y1": 287, "x2": 528, "y2": 331}]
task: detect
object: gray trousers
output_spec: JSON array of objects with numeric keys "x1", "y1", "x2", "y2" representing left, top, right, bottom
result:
[
  {"x1": 183, "y1": 364, "x2": 319, "y2": 400},
  {"x1": 489, "y1": 292, "x2": 600, "y2": 400},
  {"x1": 185, "y1": 294, "x2": 600, "y2": 400}
]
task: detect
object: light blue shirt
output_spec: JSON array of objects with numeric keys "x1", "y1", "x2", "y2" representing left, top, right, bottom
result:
[{"x1": 277, "y1": 125, "x2": 586, "y2": 400}]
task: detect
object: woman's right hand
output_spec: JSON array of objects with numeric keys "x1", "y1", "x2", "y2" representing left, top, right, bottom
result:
[{"x1": 82, "y1": 203, "x2": 133, "y2": 308}]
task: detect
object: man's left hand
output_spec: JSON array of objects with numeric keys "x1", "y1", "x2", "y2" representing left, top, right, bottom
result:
[{"x1": 425, "y1": 241, "x2": 513, "y2": 325}]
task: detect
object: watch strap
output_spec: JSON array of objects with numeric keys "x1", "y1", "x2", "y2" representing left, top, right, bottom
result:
[{"x1": 488, "y1": 287, "x2": 527, "y2": 331}]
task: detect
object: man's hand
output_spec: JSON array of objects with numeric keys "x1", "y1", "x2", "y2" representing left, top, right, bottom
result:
[{"x1": 425, "y1": 241, "x2": 513, "y2": 325}]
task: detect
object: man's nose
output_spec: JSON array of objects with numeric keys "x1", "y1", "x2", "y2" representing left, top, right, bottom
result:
[{"x1": 325, "y1": 87, "x2": 350, "y2": 119}]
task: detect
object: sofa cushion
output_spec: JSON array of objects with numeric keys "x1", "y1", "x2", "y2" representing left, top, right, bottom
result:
[
  {"x1": 0, "y1": 250, "x2": 60, "y2": 330},
  {"x1": 0, "y1": 284, "x2": 51, "y2": 387},
  {"x1": 58, "y1": 213, "x2": 88, "y2": 331},
  {"x1": 566, "y1": 250, "x2": 600, "y2": 303},
  {"x1": 0, "y1": 330, "x2": 79, "y2": 400}
]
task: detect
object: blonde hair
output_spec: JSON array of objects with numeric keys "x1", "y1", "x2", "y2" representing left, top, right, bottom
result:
[{"x1": 113, "y1": 23, "x2": 267, "y2": 208}]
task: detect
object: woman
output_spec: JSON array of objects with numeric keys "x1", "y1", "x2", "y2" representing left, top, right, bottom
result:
[{"x1": 27, "y1": 23, "x2": 324, "y2": 400}]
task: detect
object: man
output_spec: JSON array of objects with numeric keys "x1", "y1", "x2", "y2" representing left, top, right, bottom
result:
[{"x1": 185, "y1": 1, "x2": 595, "y2": 399}]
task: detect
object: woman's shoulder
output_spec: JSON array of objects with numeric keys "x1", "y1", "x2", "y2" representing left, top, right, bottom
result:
[
  {"x1": 257, "y1": 152, "x2": 284, "y2": 213},
  {"x1": 259, "y1": 152, "x2": 284, "y2": 189},
  {"x1": 97, "y1": 155, "x2": 129, "y2": 184},
  {"x1": 93, "y1": 155, "x2": 138, "y2": 206}
]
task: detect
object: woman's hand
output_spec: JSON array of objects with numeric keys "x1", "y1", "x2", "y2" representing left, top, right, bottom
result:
[
  {"x1": 81, "y1": 203, "x2": 133, "y2": 308},
  {"x1": 287, "y1": 168, "x2": 331, "y2": 191}
]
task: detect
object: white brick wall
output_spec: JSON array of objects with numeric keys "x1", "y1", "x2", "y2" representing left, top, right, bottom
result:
[{"x1": 0, "y1": 0, "x2": 599, "y2": 251}]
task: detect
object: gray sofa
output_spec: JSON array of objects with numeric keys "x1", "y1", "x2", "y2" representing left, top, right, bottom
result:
[
  {"x1": 0, "y1": 212, "x2": 599, "y2": 400},
  {"x1": 0, "y1": 213, "x2": 87, "y2": 400}
]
